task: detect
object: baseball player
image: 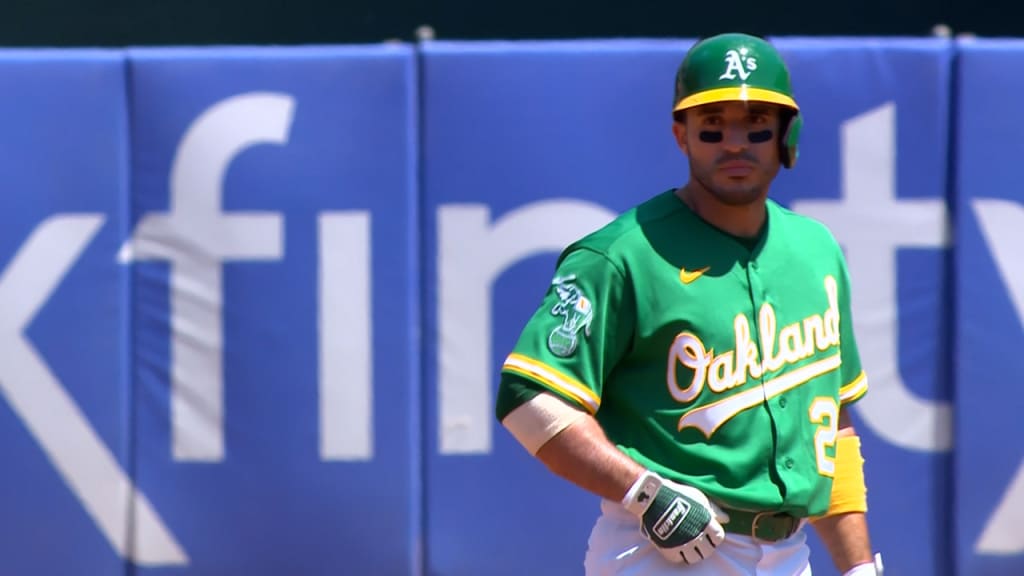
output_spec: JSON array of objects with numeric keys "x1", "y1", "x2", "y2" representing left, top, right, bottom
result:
[{"x1": 495, "y1": 33, "x2": 883, "y2": 575}]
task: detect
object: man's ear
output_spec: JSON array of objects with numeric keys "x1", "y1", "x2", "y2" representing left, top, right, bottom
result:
[{"x1": 672, "y1": 121, "x2": 688, "y2": 155}]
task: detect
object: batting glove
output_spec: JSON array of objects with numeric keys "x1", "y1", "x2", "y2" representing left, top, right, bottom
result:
[
  {"x1": 843, "y1": 553, "x2": 884, "y2": 576},
  {"x1": 622, "y1": 470, "x2": 728, "y2": 565}
]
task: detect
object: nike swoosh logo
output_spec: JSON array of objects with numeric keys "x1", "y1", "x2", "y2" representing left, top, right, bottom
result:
[{"x1": 679, "y1": 266, "x2": 710, "y2": 284}]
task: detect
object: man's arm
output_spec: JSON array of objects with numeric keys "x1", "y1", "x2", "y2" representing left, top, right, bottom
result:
[
  {"x1": 500, "y1": 391, "x2": 727, "y2": 565},
  {"x1": 811, "y1": 408, "x2": 876, "y2": 574},
  {"x1": 534, "y1": 412, "x2": 645, "y2": 501}
]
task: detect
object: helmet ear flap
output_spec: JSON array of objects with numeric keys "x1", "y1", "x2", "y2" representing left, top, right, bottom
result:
[{"x1": 780, "y1": 111, "x2": 802, "y2": 169}]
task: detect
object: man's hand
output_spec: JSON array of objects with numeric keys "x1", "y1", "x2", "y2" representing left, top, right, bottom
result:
[{"x1": 622, "y1": 471, "x2": 728, "y2": 564}]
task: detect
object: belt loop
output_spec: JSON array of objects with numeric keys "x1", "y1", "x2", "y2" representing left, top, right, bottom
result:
[{"x1": 751, "y1": 511, "x2": 770, "y2": 543}]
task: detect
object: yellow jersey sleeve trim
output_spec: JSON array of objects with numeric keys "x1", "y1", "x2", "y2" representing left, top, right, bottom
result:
[
  {"x1": 501, "y1": 353, "x2": 600, "y2": 414},
  {"x1": 839, "y1": 371, "x2": 868, "y2": 405}
]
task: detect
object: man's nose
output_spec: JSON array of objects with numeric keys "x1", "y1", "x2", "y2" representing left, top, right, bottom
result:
[{"x1": 721, "y1": 125, "x2": 749, "y2": 150}]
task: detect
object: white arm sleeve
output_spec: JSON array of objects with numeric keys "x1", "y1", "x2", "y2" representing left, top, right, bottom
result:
[{"x1": 501, "y1": 391, "x2": 587, "y2": 455}]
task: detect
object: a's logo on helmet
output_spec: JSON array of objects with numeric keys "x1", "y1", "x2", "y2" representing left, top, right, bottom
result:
[{"x1": 719, "y1": 48, "x2": 758, "y2": 81}]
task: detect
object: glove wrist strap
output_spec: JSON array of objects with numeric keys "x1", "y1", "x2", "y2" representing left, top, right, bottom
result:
[
  {"x1": 842, "y1": 561, "x2": 878, "y2": 576},
  {"x1": 622, "y1": 470, "x2": 663, "y2": 516}
]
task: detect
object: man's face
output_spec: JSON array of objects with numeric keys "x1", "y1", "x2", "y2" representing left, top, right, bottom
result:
[{"x1": 673, "y1": 101, "x2": 784, "y2": 206}]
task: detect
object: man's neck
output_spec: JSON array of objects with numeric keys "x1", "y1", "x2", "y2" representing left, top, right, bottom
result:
[{"x1": 675, "y1": 183, "x2": 767, "y2": 239}]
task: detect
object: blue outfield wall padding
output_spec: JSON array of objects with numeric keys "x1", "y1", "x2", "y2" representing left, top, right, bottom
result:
[
  {"x1": 953, "y1": 38, "x2": 1024, "y2": 576},
  {"x1": 423, "y1": 37, "x2": 957, "y2": 576},
  {"x1": 125, "y1": 45, "x2": 421, "y2": 576},
  {"x1": 0, "y1": 50, "x2": 130, "y2": 576},
  {"x1": 1, "y1": 36, "x2": 1024, "y2": 576}
]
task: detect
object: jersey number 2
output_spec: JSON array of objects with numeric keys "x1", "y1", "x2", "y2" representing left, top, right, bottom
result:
[{"x1": 809, "y1": 397, "x2": 839, "y2": 477}]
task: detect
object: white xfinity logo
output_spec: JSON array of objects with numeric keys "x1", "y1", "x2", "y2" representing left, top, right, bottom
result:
[{"x1": 4, "y1": 90, "x2": 1023, "y2": 571}]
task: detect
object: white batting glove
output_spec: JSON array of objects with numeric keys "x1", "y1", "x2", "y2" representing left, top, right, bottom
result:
[
  {"x1": 843, "y1": 553, "x2": 884, "y2": 576},
  {"x1": 622, "y1": 470, "x2": 729, "y2": 565}
]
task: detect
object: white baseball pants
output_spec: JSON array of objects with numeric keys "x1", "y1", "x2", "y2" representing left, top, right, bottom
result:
[{"x1": 584, "y1": 499, "x2": 812, "y2": 576}]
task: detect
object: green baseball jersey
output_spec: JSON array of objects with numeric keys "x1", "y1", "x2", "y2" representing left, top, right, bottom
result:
[{"x1": 497, "y1": 190, "x2": 868, "y2": 517}]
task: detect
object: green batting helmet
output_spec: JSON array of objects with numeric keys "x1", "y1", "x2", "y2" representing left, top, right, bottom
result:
[{"x1": 672, "y1": 33, "x2": 803, "y2": 169}]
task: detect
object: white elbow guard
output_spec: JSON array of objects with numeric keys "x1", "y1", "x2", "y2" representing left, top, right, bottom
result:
[{"x1": 501, "y1": 392, "x2": 587, "y2": 455}]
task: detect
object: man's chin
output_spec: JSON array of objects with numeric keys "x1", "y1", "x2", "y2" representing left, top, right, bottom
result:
[{"x1": 708, "y1": 184, "x2": 764, "y2": 207}]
